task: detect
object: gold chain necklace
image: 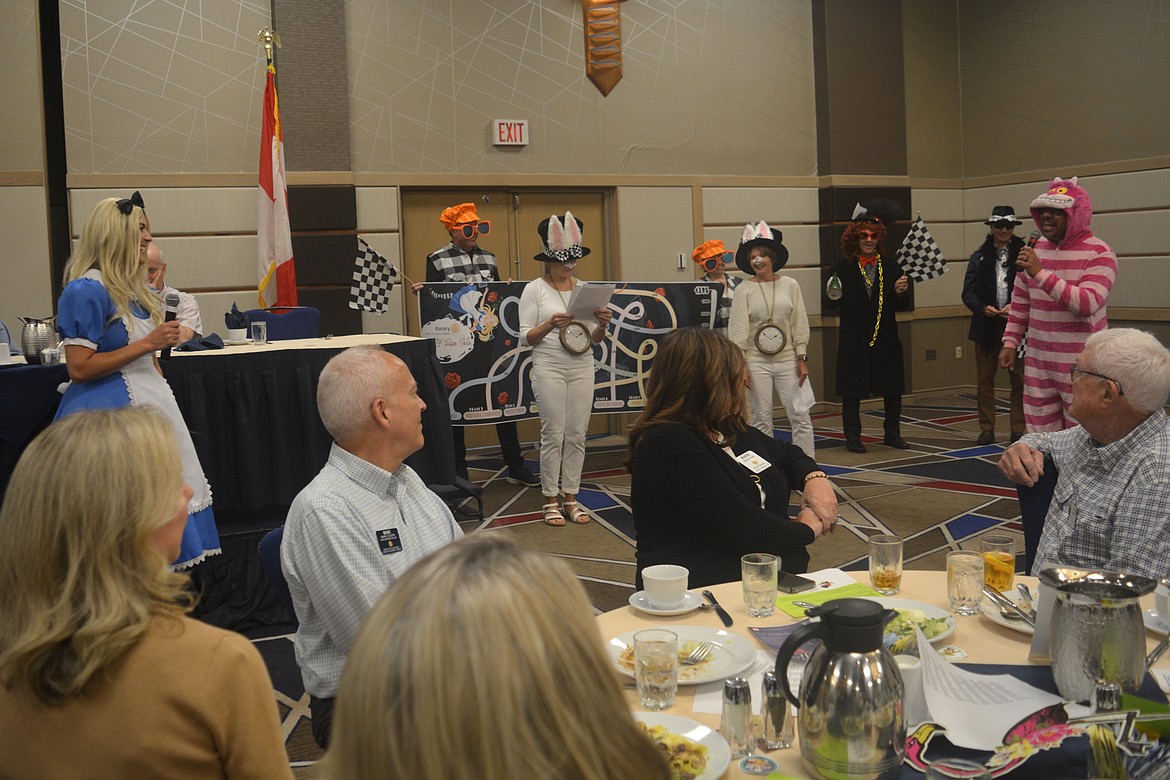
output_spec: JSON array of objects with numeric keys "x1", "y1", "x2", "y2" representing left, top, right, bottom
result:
[
  {"x1": 761, "y1": 277, "x2": 776, "y2": 323},
  {"x1": 858, "y1": 255, "x2": 884, "y2": 347}
]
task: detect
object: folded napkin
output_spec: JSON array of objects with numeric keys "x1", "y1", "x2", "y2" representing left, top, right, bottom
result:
[
  {"x1": 176, "y1": 333, "x2": 225, "y2": 351},
  {"x1": 225, "y1": 303, "x2": 248, "y2": 330}
]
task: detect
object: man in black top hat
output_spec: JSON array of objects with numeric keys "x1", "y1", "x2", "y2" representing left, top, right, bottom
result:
[
  {"x1": 962, "y1": 206, "x2": 1026, "y2": 445},
  {"x1": 825, "y1": 199, "x2": 913, "y2": 453}
]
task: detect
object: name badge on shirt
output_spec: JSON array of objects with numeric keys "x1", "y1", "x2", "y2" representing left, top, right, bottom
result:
[
  {"x1": 734, "y1": 450, "x2": 771, "y2": 473},
  {"x1": 376, "y1": 528, "x2": 403, "y2": 555}
]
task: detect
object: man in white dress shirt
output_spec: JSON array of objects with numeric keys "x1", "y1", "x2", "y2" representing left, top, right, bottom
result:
[
  {"x1": 145, "y1": 243, "x2": 202, "y2": 343},
  {"x1": 281, "y1": 345, "x2": 463, "y2": 748}
]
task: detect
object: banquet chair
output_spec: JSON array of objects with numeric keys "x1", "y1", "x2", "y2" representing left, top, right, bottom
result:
[
  {"x1": 1016, "y1": 455, "x2": 1057, "y2": 573},
  {"x1": 427, "y1": 475, "x2": 484, "y2": 523},
  {"x1": 244, "y1": 306, "x2": 321, "y2": 341},
  {"x1": 257, "y1": 526, "x2": 296, "y2": 620}
]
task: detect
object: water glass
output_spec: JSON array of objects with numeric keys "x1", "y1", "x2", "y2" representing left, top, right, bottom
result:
[
  {"x1": 926, "y1": 758, "x2": 990, "y2": 779},
  {"x1": 947, "y1": 551, "x2": 984, "y2": 615},
  {"x1": 633, "y1": 628, "x2": 678, "y2": 711},
  {"x1": 741, "y1": 553, "x2": 779, "y2": 617},
  {"x1": 250, "y1": 320, "x2": 268, "y2": 345},
  {"x1": 869, "y1": 535, "x2": 903, "y2": 595},
  {"x1": 980, "y1": 534, "x2": 1014, "y2": 592}
]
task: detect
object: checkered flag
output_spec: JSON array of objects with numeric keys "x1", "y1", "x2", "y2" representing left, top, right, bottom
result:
[
  {"x1": 1016, "y1": 332, "x2": 1027, "y2": 360},
  {"x1": 350, "y1": 237, "x2": 399, "y2": 312},
  {"x1": 897, "y1": 214, "x2": 947, "y2": 281}
]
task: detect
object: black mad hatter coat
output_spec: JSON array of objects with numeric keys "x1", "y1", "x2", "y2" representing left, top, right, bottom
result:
[{"x1": 825, "y1": 254, "x2": 913, "y2": 398}]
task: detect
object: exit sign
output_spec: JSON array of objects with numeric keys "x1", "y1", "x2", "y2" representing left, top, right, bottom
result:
[{"x1": 492, "y1": 119, "x2": 529, "y2": 146}]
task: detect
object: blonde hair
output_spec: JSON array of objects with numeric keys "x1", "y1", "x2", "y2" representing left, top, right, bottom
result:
[
  {"x1": 0, "y1": 408, "x2": 191, "y2": 705},
  {"x1": 323, "y1": 535, "x2": 669, "y2": 780},
  {"x1": 63, "y1": 198, "x2": 161, "y2": 327}
]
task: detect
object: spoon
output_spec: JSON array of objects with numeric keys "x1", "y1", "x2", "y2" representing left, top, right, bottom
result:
[{"x1": 793, "y1": 600, "x2": 818, "y2": 610}]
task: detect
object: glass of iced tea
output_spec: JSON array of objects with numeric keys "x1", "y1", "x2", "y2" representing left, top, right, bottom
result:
[
  {"x1": 868, "y1": 534, "x2": 903, "y2": 595},
  {"x1": 980, "y1": 534, "x2": 1014, "y2": 592}
]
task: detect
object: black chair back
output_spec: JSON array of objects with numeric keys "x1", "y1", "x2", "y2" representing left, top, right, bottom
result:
[{"x1": 1017, "y1": 455, "x2": 1057, "y2": 572}]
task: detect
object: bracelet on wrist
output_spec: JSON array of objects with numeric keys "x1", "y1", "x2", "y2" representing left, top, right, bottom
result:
[{"x1": 803, "y1": 471, "x2": 828, "y2": 485}]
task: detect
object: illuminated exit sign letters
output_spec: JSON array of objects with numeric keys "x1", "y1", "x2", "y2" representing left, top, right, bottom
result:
[{"x1": 491, "y1": 119, "x2": 529, "y2": 146}]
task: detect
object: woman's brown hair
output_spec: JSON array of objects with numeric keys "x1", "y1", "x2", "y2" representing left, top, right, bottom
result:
[{"x1": 626, "y1": 327, "x2": 748, "y2": 468}]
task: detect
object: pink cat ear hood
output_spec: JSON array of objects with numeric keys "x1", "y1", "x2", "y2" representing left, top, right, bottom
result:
[{"x1": 1030, "y1": 177, "x2": 1093, "y2": 245}]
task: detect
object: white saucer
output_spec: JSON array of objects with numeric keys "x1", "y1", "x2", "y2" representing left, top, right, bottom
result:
[
  {"x1": 225, "y1": 339, "x2": 251, "y2": 346},
  {"x1": 628, "y1": 589, "x2": 703, "y2": 616},
  {"x1": 1144, "y1": 608, "x2": 1169, "y2": 636}
]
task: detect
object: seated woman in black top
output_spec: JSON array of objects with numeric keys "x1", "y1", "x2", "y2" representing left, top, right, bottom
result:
[{"x1": 627, "y1": 327, "x2": 838, "y2": 589}]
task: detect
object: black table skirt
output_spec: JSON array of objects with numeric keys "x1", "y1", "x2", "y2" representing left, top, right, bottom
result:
[
  {"x1": 0, "y1": 363, "x2": 71, "y2": 501},
  {"x1": 163, "y1": 339, "x2": 456, "y2": 520}
]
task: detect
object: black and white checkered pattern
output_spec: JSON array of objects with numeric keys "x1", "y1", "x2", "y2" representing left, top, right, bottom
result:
[
  {"x1": 350, "y1": 238, "x2": 399, "y2": 313},
  {"x1": 897, "y1": 215, "x2": 947, "y2": 281},
  {"x1": 425, "y1": 244, "x2": 499, "y2": 283}
]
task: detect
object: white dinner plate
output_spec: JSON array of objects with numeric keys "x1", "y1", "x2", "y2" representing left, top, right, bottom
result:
[
  {"x1": 872, "y1": 597, "x2": 957, "y2": 646},
  {"x1": 1144, "y1": 608, "x2": 1170, "y2": 636},
  {"x1": 633, "y1": 711, "x2": 731, "y2": 780},
  {"x1": 608, "y1": 625, "x2": 756, "y2": 685},
  {"x1": 628, "y1": 590, "x2": 704, "y2": 616},
  {"x1": 980, "y1": 592, "x2": 1035, "y2": 635}
]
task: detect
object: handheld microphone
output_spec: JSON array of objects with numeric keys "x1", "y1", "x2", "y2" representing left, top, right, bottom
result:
[
  {"x1": 161, "y1": 293, "x2": 180, "y2": 360},
  {"x1": 1026, "y1": 231, "x2": 1040, "y2": 249}
]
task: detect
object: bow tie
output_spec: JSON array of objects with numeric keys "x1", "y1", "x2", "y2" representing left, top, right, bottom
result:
[{"x1": 859, "y1": 256, "x2": 877, "y2": 268}]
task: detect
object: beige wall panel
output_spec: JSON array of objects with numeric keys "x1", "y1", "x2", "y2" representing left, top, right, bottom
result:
[
  {"x1": 785, "y1": 267, "x2": 824, "y2": 318},
  {"x1": 958, "y1": 2, "x2": 1170, "y2": 178},
  {"x1": 60, "y1": 0, "x2": 270, "y2": 175},
  {"x1": 911, "y1": 264, "x2": 965, "y2": 309},
  {"x1": 912, "y1": 190, "x2": 964, "y2": 222},
  {"x1": 704, "y1": 225, "x2": 820, "y2": 269},
  {"x1": 355, "y1": 187, "x2": 400, "y2": 232},
  {"x1": 0, "y1": 0, "x2": 43, "y2": 171},
  {"x1": 1091, "y1": 212, "x2": 1170, "y2": 257},
  {"x1": 1110, "y1": 257, "x2": 1170, "y2": 309},
  {"x1": 1078, "y1": 170, "x2": 1170, "y2": 211},
  {"x1": 909, "y1": 317, "x2": 972, "y2": 392},
  {"x1": 964, "y1": 182, "x2": 1049, "y2": 223},
  {"x1": 926, "y1": 223, "x2": 966, "y2": 263},
  {"x1": 69, "y1": 188, "x2": 259, "y2": 235},
  {"x1": 902, "y1": 0, "x2": 961, "y2": 180},
  {"x1": 616, "y1": 187, "x2": 694, "y2": 283},
  {"x1": 149, "y1": 236, "x2": 259, "y2": 289},
  {"x1": 188, "y1": 291, "x2": 256, "y2": 339},
  {"x1": 0, "y1": 186, "x2": 54, "y2": 320},
  {"x1": 345, "y1": 0, "x2": 817, "y2": 176},
  {"x1": 356, "y1": 232, "x2": 406, "y2": 335},
  {"x1": 701, "y1": 188, "x2": 820, "y2": 225}
]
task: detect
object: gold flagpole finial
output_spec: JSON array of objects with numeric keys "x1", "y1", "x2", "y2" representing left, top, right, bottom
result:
[{"x1": 257, "y1": 28, "x2": 281, "y2": 62}]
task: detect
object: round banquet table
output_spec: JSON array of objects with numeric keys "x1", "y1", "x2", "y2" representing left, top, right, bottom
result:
[{"x1": 594, "y1": 570, "x2": 1170, "y2": 780}]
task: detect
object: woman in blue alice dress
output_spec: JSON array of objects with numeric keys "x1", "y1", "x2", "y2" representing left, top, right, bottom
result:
[{"x1": 55, "y1": 195, "x2": 219, "y2": 569}]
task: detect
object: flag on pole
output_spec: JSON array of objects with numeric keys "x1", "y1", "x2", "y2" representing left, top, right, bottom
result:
[
  {"x1": 350, "y1": 238, "x2": 400, "y2": 312},
  {"x1": 257, "y1": 58, "x2": 297, "y2": 308},
  {"x1": 897, "y1": 214, "x2": 947, "y2": 282}
]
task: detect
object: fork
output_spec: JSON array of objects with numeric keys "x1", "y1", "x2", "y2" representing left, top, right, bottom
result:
[{"x1": 681, "y1": 640, "x2": 712, "y2": 665}]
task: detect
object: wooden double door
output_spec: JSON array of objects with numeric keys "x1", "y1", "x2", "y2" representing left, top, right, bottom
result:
[{"x1": 400, "y1": 189, "x2": 612, "y2": 449}]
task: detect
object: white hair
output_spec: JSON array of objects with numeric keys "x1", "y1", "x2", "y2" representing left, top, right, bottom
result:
[
  {"x1": 1085, "y1": 328, "x2": 1170, "y2": 415},
  {"x1": 316, "y1": 346, "x2": 394, "y2": 444}
]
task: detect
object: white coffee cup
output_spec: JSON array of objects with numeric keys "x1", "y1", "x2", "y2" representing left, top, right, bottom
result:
[
  {"x1": 226, "y1": 328, "x2": 247, "y2": 343},
  {"x1": 1156, "y1": 583, "x2": 1169, "y2": 622},
  {"x1": 0, "y1": 343, "x2": 10, "y2": 365},
  {"x1": 642, "y1": 564, "x2": 689, "y2": 609},
  {"x1": 895, "y1": 654, "x2": 929, "y2": 725}
]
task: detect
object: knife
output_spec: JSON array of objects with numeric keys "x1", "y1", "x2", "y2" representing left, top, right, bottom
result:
[
  {"x1": 982, "y1": 585, "x2": 1035, "y2": 627},
  {"x1": 702, "y1": 589, "x2": 734, "y2": 627}
]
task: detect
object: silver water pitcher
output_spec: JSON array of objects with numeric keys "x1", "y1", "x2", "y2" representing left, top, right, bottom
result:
[
  {"x1": 1042, "y1": 567, "x2": 1157, "y2": 702},
  {"x1": 20, "y1": 316, "x2": 56, "y2": 364},
  {"x1": 775, "y1": 598, "x2": 905, "y2": 780}
]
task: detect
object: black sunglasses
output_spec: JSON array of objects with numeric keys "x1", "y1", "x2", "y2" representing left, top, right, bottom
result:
[
  {"x1": 990, "y1": 221, "x2": 1016, "y2": 230},
  {"x1": 116, "y1": 190, "x2": 145, "y2": 215},
  {"x1": 456, "y1": 221, "x2": 490, "y2": 239}
]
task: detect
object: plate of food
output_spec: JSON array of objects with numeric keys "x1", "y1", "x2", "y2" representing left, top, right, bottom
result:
[
  {"x1": 608, "y1": 625, "x2": 755, "y2": 685},
  {"x1": 634, "y1": 711, "x2": 730, "y2": 780},
  {"x1": 872, "y1": 597, "x2": 956, "y2": 653},
  {"x1": 980, "y1": 592, "x2": 1035, "y2": 635}
]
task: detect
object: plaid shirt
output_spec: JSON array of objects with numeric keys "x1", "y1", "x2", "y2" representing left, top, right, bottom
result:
[
  {"x1": 1027, "y1": 409, "x2": 1170, "y2": 579},
  {"x1": 703, "y1": 273, "x2": 741, "y2": 334},
  {"x1": 425, "y1": 243, "x2": 500, "y2": 283}
]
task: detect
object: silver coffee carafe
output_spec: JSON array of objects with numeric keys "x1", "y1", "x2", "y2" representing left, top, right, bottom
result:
[
  {"x1": 775, "y1": 598, "x2": 905, "y2": 780},
  {"x1": 20, "y1": 316, "x2": 57, "y2": 364}
]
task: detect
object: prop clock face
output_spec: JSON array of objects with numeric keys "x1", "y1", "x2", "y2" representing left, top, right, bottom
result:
[
  {"x1": 560, "y1": 321, "x2": 592, "y2": 355},
  {"x1": 754, "y1": 323, "x2": 787, "y2": 355}
]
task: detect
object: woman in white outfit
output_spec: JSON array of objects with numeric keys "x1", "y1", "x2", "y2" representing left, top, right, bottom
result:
[
  {"x1": 728, "y1": 221, "x2": 815, "y2": 457},
  {"x1": 519, "y1": 213, "x2": 612, "y2": 525}
]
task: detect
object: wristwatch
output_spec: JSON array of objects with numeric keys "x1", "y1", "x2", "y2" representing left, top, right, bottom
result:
[{"x1": 797, "y1": 354, "x2": 808, "y2": 361}]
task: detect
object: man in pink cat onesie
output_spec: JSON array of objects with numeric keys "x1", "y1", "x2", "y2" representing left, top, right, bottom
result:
[{"x1": 999, "y1": 177, "x2": 1116, "y2": 432}]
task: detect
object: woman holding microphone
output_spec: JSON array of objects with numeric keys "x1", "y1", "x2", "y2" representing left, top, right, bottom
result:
[{"x1": 519, "y1": 212, "x2": 612, "y2": 526}]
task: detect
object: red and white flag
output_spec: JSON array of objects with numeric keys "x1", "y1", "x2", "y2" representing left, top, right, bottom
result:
[{"x1": 257, "y1": 60, "x2": 297, "y2": 307}]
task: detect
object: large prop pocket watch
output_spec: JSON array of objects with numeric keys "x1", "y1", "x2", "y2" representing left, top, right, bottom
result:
[
  {"x1": 754, "y1": 321, "x2": 788, "y2": 355},
  {"x1": 559, "y1": 321, "x2": 593, "y2": 355}
]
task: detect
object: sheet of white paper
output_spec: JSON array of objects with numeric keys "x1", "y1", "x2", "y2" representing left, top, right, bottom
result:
[
  {"x1": 692, "y1": 649, "x2": 774, "y2": 715},
  {"x1": 568, "y1": 283, "x2": 614, "y2": 320},
  {"x1": 1152, "y1": 668, "x2": 1170, "y2": 693},
  {"x1": 916, "y1": 625, "x2": 1064, "y2": 750}
]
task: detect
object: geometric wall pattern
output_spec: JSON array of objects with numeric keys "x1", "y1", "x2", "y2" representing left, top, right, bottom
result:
[
  {"x1": 345, "y1": 0, "x2": 818, "y2": 176},
  {"x1": 0, "y1": 0, "x2": 44, "y2": 171},
  {"x1": 59, "y1": 0, "x2": 270, "y2": 174}
]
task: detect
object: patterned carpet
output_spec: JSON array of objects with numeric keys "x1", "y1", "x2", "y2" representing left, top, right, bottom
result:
[{"x1": 256, "y1": 392, "x2": 1028, "y2": 775}]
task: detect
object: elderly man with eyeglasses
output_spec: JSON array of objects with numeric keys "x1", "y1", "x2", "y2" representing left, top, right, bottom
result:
[{"x1": 998, "y1": 328, "x2": 1170, "y2": 579}]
